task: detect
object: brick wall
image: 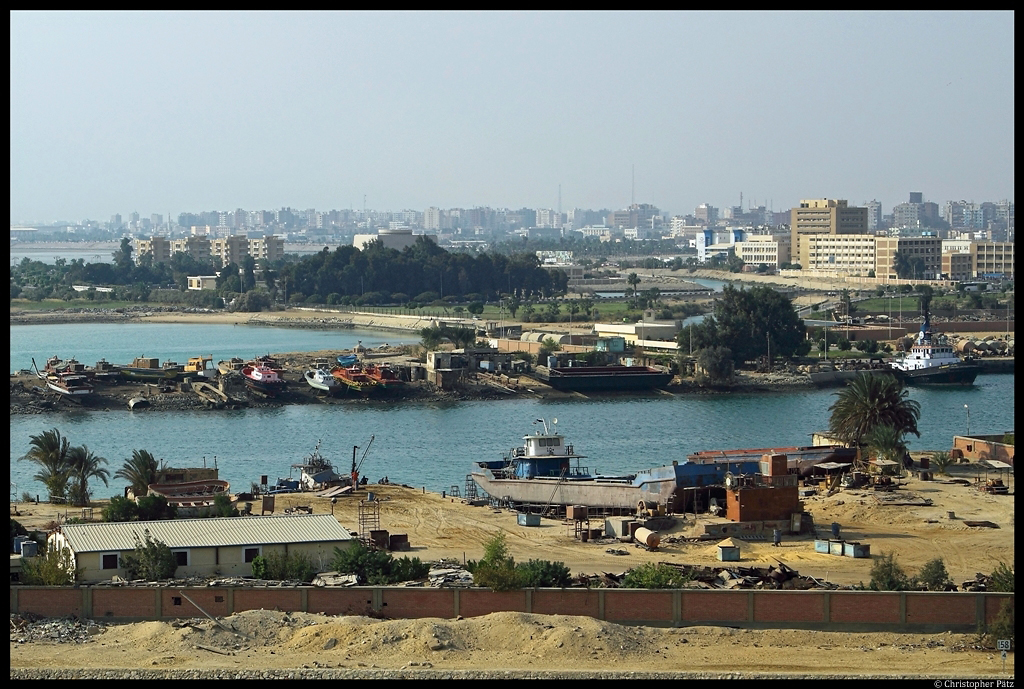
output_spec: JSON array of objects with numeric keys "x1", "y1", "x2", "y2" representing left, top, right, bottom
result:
[
  {"x1": 9, "y1": 586, "x2": 1013, "y2": 634},
  {"x1": 308, "y1": 588, "x2": 375, "y2": 616},
  {"x1": 905, "y1": 593, "x2": 976, "y2": 625},
  {"x1": 604, "y1": 591, "x2": 674, "y2": 622},
  {"x1": 682, "y1": 591, "x2": 747, "y2": 622},
  {"x1": 234, "y1": 588, "x2": 302, "y2": 614},
  {"x1": 93, "y1": 588, "x2": 158, "y2": 618},
  {"x1": 533, "y1": 590, "x2": 600, "y2": 618},
  {"x1": 754, "y1": 591, "x2": 825, "y2": 623},
  {"x1": 829, "y1": 593, "x2": 901, "y2": 624},
  {"x1": 383, "y1": 589, "x2": 456, "y2": 619}
]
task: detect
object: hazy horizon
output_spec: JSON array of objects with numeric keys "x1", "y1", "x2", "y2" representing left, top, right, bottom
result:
[{"x1": 10, "y1": 11, "x2": 1015, "y2": 224}]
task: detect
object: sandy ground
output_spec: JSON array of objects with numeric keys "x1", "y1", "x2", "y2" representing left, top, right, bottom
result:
[
  {"x1": 9, "y1": 608, "x2": 1013, "y2": 678},
  {"x1": 10, "y1": 461, "x2": 1014, "y2": 677},
  {"x1": 13, "y1": 461, "x2": 1013, "y2": 588}
]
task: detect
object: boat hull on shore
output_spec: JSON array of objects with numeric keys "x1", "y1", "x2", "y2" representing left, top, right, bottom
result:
[{"x1": 538, "y1": 365, "x2": 672, "y2": 392}]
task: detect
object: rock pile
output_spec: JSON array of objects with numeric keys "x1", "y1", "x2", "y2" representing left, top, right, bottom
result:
[{"x1": 10, "y1": 614, "x2": 106, "y2": 644}]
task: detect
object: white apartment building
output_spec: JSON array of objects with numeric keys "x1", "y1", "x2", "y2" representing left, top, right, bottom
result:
[{"x1": 734, "y1": 234, "x2": 791, "y2": 268}]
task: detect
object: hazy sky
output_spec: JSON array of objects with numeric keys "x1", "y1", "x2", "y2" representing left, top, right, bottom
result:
[{"x1": 10, "y1": 11, "x2": 1015, "y2": 224}]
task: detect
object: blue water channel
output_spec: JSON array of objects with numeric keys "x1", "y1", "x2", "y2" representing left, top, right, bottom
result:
[{"x1": 9, "y1": 320, "x2": 1014, "y2": 499}]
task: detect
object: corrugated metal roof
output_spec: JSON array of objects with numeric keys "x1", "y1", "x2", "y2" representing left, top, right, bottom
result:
[{"x1": 59, "y1": 514, "x2": 354, "y2": 553}]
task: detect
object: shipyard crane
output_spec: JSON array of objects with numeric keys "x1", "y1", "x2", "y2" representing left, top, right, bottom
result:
[{"x1": 350, "y1": 435, "x2": 375, "y2": 487}]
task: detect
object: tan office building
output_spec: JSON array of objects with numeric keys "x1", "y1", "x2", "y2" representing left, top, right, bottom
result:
[
  {"x1": 941, "y1": 252, "x2": 974, "y2": 282},
  {"x1": 801, "y1": 234, "x2": 877, "y2": 275},
  {"x1": 874, "y1": 236, "x2": 942, "y2": 280},
  {"x1": 971, "y1": 241, "x2": 1014, "y2": 278},
  {"x1": 789, "y1": 199, "x2": 868, "y2": 265},
  {"x1": 734, "y1": 234, "x2": 791, "y2": 268}
]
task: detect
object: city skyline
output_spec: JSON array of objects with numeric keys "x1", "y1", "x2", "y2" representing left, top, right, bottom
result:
[{"x1": 11, "y1": 11, "x2": 1015, "y2": 223}]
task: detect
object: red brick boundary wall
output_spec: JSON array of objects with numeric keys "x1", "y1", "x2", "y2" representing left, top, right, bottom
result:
[{"x1": 11, "y1": 587, "x2": 1013, "y2": 633}]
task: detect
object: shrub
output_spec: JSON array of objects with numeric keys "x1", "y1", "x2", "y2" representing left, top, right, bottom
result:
[
  {"x1": 518, "y1": 559, "x2": 572, "y2": 588},
  {"x1": 136, "y1": 494, "x2": 176, "y2": 521},
  {"x1": 251, "y1": 554, "x2": 268, "y2": 580},
  {"x1": 102, "y1": 495, "x2": 140, "y2": 522},
  {"x1": 695, "y1": 346, "x2": 734, "y2": 385},
  {"x1": 930, "y1": 451, "x2": 953, "y2": 476},
  {"x1": 869, "y1": 551, "x2": 916, "y2": 591},
  {"x1": 918, "y1": 557, "x2": 952, "y2": 591},
  {"x1": 622, "y1": 562, "x2": 693, "y2": 589},
  {"x1": 331, "y1": 541, "x2": 429, "y2": 585},
  {"x1": 983, "y1": 599, "x2": 1014, "y2": 649},
  {"x1": 213, "y1": 492, "x2": 236, "y2": 517},
  {"x1": 990, "y1": 561, "x2": 1015, "y2": 592},
  {"x1": 121, "y1": 529, "x2": 177, "y2": 580},
  {"x1": 468, "y1": 532, "x2": 523, "y2": 592},
  {"x1": 255, "y1": 550, "x2": 316, "y2": 583},
  {"x1": 22, "y1": 546, "x2": 80, "y2": 585}
]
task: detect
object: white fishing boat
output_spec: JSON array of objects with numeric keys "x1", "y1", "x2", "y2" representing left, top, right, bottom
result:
[{"x1": 304, "y1": 367, "x2": 341, "y2": 395}]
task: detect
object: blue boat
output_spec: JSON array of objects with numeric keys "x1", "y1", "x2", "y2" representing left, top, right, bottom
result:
[{"x1": 336, "y1": 354, "x2": 358, "y2": 367}]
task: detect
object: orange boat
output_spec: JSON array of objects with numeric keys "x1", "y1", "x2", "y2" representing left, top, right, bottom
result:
[
  {"x1": 331, "y1": 365, "x2": 378, "y2": 394},
  {"x1": 363, "y1": 363, "x2": 404, "y2": 390}
]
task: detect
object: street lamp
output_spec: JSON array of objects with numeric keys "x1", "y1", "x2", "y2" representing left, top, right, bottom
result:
[
  {"x1": 964, "y1": 404, "x2": 970, "y2": 436},
  {"x1": 331, "y1": 497, "x2": 337, "y2": 515}
]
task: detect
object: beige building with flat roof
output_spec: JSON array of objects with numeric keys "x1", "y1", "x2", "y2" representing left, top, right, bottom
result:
[
  {"x1": 47, "y1": 514, "x2": 355, "y2": 582},
  {"x1": 875, "y1": 236, "x2": 942, "y2": 280},
  {"x1": 790, "y1": 199, "x2": 868, "y2": 266},
  {"x1": 734, "y1": 234, "x2": 791, "y2": 268},
  {"x1": 971, "y1": 241, "x2": 1014, "y2": 279},
  {"x1": 801, "y1": 234, "x2": 877, "y2": 275}
]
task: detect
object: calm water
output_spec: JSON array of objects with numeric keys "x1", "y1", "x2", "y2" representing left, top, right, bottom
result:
[
  {"x1": 9, "y1": 322, "x2": 1014, "y2": 499},
  {"x1": 10, "y1": 323, "x2": 416, "y2": 374}
]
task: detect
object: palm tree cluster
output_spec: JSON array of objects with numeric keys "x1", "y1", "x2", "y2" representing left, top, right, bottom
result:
[
  {"x1": 18, "y1": 429, "x2": 110, "y2": 506},
  {"x1": 828, "y1": 374, "x2": 921, "y2": 469}
]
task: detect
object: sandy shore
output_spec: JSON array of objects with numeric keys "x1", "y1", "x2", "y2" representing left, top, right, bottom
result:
[{"x1": 9, "y1": 467, "x2": 1015, "y2": 678}]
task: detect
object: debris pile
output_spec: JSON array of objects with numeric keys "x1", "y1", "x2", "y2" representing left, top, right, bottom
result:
[
  {"x1": 10, "y1": 614, "x2": 105, "y2": 644},
  {"x1": 585, "y1": 561, "x2": 839, "y2": 590}
]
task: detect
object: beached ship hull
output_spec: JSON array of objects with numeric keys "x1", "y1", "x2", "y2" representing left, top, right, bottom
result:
[
  {"x1": 470, "y1": 420, "x2": 767, "y2": 513},
  {"x1": 539, "y1": 365, "x2": 672, "y2": 392}
]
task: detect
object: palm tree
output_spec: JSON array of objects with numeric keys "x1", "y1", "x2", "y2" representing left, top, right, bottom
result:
[
  {"x1": 828, "y1": 373, "x2": 921, "y2": 456},
  {"x1": 67, "y1": 445, "x2": 110, "y2": 507},
  {"x1": 18, "y1": 428, "x2": 72, "y2": 503},
  {"x1": 864, "y1": 424, "x2": 908, "y2": 473},
  {"x1": 114, "y1": 449, "x2": 160, "y2": 498},
  {"x1": 627, "y1": 273, "x2": 640, "y2": 308}
]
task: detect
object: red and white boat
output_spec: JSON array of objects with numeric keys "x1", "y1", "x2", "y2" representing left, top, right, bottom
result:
[
  {"x1": 241, "y1": 365, "x2": 288, "y2": 396},
  {"x1": 33, "y1": 357, "x2": 94, "y2": 397}
]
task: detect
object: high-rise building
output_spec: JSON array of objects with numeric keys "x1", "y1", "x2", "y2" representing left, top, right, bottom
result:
[
  {"x1": 864, "y1": 200, "x2": 882, "y2": 231},
  {"x1": 695, "y1": 203, "x2": 718, "y2": 226},
  {"x1": 789, "y1": 199, "x2": 868, "y2": 266}
]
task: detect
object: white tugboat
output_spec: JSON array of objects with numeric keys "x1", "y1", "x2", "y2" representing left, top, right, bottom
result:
[{"x1": 887, "y1": 311, "x2": 980, "y2": 386}]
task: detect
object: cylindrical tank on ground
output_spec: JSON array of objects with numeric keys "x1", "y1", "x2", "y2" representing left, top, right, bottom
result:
[{"x1": 634, "y1": 527, "x2": 660, "y2": 549}]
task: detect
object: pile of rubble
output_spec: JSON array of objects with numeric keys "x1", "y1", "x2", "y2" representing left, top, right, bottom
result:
[
  {"x1": 585, "y1": 561, "x2": 840, "y2": 590},
  {"x1": 10, "y1": 614, "x2": 105, "y2": 644}
]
